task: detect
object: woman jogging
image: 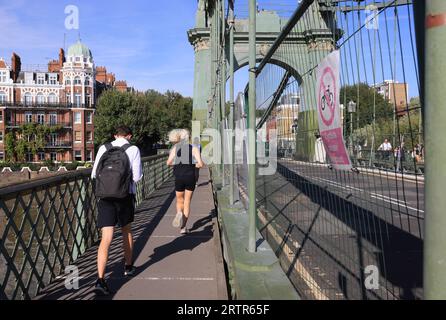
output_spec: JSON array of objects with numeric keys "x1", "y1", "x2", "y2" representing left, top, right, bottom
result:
[{"x1": 167, "y1": 129, "x2": 204, "y2": 234}]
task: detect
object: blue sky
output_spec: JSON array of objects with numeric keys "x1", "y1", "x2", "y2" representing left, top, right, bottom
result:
[
  {"x1": 0, "y1": 0, "x2": 419, "y2": 100},
  {"x1": 0, "y1": 0, "x2": 198, "y2": 96}
]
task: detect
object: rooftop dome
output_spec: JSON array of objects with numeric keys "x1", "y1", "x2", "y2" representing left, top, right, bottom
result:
[{"x1": 67, "y1": 40, "x2": 92, "y2": 59}]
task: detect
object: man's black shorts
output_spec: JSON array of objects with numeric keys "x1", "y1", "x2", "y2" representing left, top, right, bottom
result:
[
  {"x1": 97, "y1": 194, "x2": 135, "y2": 228},
  {"x1": 175, "y1": 175, "x2": 196, "y2": 192}
]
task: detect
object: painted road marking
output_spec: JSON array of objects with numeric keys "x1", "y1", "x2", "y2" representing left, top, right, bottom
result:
[
  {"x1": 370, "y1": 194, "x2": 424, "y2": 213},
  {"x1": 313, "y1": 177, "x2": 363, "y2": 192}
]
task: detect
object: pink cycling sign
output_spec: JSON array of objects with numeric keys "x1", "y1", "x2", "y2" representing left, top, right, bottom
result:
[{"x1": 316, "y1": 50, "x2": 352, "y2": 171}]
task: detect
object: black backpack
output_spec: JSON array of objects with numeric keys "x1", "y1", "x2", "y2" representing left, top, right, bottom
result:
[{"x1": 95, "y1": 143, "x2": 133, "y2": 199}]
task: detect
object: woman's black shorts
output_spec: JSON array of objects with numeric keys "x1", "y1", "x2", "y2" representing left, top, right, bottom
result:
[
  {"x1": 175, "y1": 175, "x2": 196, "y2": 192},
  {"x1": 97, "y1": 194, "x2": 135, "y2": 228}
]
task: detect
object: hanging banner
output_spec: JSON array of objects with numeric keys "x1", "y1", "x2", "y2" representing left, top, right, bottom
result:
[{"x1": 316, "y1": 50, "x2": 352, "y2": 170}]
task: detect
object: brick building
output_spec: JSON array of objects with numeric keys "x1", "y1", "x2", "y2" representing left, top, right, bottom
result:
[
  {"x1": 0, "y1": 40, "x2": 128, "y2": 163},
  {"x1": 374, "y1": 80, "x2": 409, "y2": 115}
]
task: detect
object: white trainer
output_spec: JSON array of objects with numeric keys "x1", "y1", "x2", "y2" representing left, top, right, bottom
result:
[{"x1": 172, "y1": 212, "x2": 184, "y2": 228}]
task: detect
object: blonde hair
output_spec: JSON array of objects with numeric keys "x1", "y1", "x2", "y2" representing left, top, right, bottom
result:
[
  {"x1": 168, "y1": 129, "x2": 181, "y2": 144},
  {"x1": 179, "y1": 129, "x2": 190, "y2": 142}
]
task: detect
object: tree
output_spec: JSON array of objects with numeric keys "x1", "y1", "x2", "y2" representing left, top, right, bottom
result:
[
  {"x1": 4, "y1": 132, "x2": 15, "y2": 162},
  {"x1": 341, "y1": 83, "x2": 394, "y2": 132},
  {"x1": 94, "y1": 89, "x2": 193, "y2": 155}
]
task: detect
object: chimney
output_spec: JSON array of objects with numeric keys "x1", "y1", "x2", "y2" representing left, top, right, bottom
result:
[
  {"x1": 11, "y1": 52, "x2": 21, "y2": 82},
  {"x1": 59, "y1": 48, "x2": 65, "y2": 68}
]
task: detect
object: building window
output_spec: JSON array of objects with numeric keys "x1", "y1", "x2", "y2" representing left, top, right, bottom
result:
[
  {"x1": 66, "y1": 94, "x2": 71, "y2": 104},
  {"x1": 74, "y1": 77, "x2": 81, "y2": 85},
  {"x1": 48, "y1": 93, "x2": 57, "y2": 104},
  {"x1": 85, "y1": 77, "x2": 90, "y2": 86},
  {"x1": 0, "y1": 91, "x2": 6, "y2": 104},
  {"x1": 74, "y1": 112, "x2": 81, "y2": 124},
  {"x1": 65, "y1": 78, "x2": 71, "y2": 85},
  {"x1": 37, "y1": 74, "x2": 45, "y2": 85},
  {"x1": 51, "y1": 152, "x2": 57, "y2": 162},
  {"x1": 87, "y1": 131, "x2": 93, "y2": 142},
  {"x1": 50, "y1": 133, "x2": 58, "y2": 146},
  {"x1": 36, "y1": 93, "x2": 45, "y2": 105},
  {"x1": 75, "y1": 94, "x2": 81, "y2": 107},
  {"x1": 26, "y1": 153, "x2": 33, "y2": 163},
  {"x1": 76, "y1": 57, "x2": 81, "y2": 62},
  {"x1": 86, "y1": 112, "x2": 92, "y2": 124},
  {"x1": 0, "y1": 131, "x2": 3, "y2": 143},
  {"x1": 25, "y1": 112, "x2": 33, "y2": 123},
  {"x1": 75, "y1": 131, "x2": 82, "y2": 143},
  {"x1": 0, "y1": 110, "x2": 3, "y2": 122},
  {"x1": 86, "y1": 150, "x2": 92, "y2": 162},
  {"x1": 49, "y1": 113, "x2": 57, "y2": 125},
  {"x1": 0, "y1": 71, "x2": 8, "y2": 83},
  {"x1": 49, "y1": 74, "x2": 57, "y2": 85},
  {"x1": 38, "y1": 152, "x2": 45, "y2": 161},
  {"x1": 74, "y1": 150, "x2": 82, "y2": 161},
  {"x1": 85, "y1": 94, "x2": 91, "y2": 107},
  {"x1": 24, "y1": 93, "x2": 32, "y2": 106},
  {"x1": 37, "y1": 114, "x2": 45, "y2": 125},
  {"x1": 0, "y1": 152, "x2": 4, "y2": 160}
]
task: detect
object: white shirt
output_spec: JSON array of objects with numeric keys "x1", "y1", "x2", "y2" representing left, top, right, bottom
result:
[
  {"x1": 91, "y1": 137, "x2": 143, "y2": 194},
  {"x1": 379, "y1": 142, "x2": 392, "y2": 151}
]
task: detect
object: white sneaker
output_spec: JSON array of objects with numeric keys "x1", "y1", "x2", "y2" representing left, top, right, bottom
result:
[{"x1": 172, "y1": 212, "x2": 184, "y2": 228}]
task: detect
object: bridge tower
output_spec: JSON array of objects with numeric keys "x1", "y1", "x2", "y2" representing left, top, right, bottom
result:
[{"x1": 188, "y1": 0, "x2": 338, "y2": 161}]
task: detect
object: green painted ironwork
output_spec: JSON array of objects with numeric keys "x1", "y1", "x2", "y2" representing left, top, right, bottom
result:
[{"x1": 0, "y1": 154, "x2": 172, "y2": 300}]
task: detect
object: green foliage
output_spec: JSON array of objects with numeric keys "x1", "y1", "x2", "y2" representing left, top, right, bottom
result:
[
  {"x1": 354, "y1": 110, "x2": 422, "y2": 150},
  {"x1": 4, "y1": 132, "x2": 15, "y2": 161},
  {"x1": 341, "y1": 83, "x2": 394, "y2": 130},
  {"x1": 4, "y1": 124, "x2": 64, "y2": 164},
  {"x1": 43, "y1": 159, "x2": 54, "y2": 169},
  {"x1": 94, "y1": 89, "x2": 192, "y2": 153},
  {"x1": 15, "y1": 139, "x2": 27, "y2": 163}
]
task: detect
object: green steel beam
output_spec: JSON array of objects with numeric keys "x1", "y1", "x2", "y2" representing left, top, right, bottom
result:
[
  {"x1": 229, "y1": 0, "x2": 236, "y2": 205},
  {"x1": 424, "y1": 0, "x2": 446, "y2": 300},
  {"x1": 248, "y1": 0, "x2": 257, "y2": 253}
]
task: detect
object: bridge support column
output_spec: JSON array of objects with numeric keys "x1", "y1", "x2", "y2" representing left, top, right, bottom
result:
[
  {"x1": 192, "y1": 41, "x2": 212, "y2": 128},
  {"x1": 248, "y1": 0, "x2": 257, "y2": 253},
  {"x1": 424, "y1": 0, "x2": 446, "y2": 300},
  {"x1": 229, "y1": 0, "x2": 236, "y2": 205}
]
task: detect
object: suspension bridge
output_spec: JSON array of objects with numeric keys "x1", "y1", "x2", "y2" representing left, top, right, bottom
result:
[{"x1": 1, "y1": 0, "x2": 444, "y2": 300}]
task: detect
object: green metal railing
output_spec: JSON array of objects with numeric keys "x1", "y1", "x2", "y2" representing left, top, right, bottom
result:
[{"x1": 0, "y1": 154, "x2": 171, "y2": 300}]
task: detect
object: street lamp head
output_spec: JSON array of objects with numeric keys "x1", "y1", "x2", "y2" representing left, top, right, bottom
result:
[{"x1": 348, "y1": 100, "x2": 357, "y2": 113}]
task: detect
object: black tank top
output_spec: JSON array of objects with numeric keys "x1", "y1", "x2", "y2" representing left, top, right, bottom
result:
[{"x1": 173, "y1": 143, "x2": 195, "y2": 178}]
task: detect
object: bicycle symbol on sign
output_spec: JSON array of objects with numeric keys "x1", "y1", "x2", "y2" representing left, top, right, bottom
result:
[{"x1": 320, "y1": 85, "x2": 334, "y2": 111}]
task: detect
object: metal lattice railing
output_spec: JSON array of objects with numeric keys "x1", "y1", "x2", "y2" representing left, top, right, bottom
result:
[{"x1": 0, "y1": 154, "x2": 171, "y2": 300}]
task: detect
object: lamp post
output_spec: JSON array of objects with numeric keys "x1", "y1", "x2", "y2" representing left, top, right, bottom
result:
[{"x1": 348, "y1": 100, "x2": 356, "y2": 156}]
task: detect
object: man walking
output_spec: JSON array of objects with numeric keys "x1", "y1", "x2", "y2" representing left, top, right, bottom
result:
[
  {"x1": 91, "y1": 125, "x2": 142, "y2": 295},
  {"x1": 378, "y1": 138, "x2": 392, "y2": 160}
]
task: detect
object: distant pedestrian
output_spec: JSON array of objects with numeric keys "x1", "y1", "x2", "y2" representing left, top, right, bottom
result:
[
  {"x1": 91, "y1": 125, "x2": 142, "y2": 296},
  {"x1": 378, "y1": 138, "x2": 392, "y2": 160},
  {"x1": 167, "y1": 129, "x2": 204, "y2": 234},
  {"x1": 313, "y1": 132, "x2": 326, "y2": 163}
]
